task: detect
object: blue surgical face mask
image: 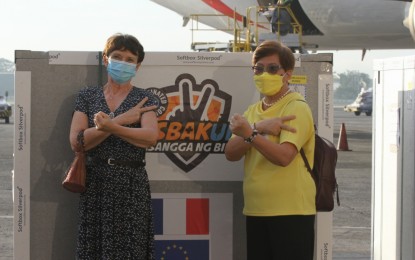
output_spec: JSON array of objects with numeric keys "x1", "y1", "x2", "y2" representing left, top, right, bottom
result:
[{"x1": 107, "y1": 58, "x2": 137, "y2": 84}]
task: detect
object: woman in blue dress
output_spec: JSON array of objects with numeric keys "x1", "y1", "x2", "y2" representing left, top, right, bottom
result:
[{"x1": 69, "y1": 33, "x2": 158, "y2": 259}]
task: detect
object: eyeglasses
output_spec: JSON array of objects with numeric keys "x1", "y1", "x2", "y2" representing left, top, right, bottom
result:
[
  {"x1": 252, "y1": 64, "x2": 282, "y2": 75},
  {"x1": 108, "y1": 54, "x2": 138, "y2": 65}
]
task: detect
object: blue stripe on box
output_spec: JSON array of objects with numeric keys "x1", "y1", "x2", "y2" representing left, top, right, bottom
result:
[
  {"x1": 151, "y1": 199, "x2": 163, "y2": 235},
  {"x1": 155, "y1": 240, "x2": 209, "y2": 260}
]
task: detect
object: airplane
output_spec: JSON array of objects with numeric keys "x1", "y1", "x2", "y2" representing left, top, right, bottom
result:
[{"x1": 151, "y1": 0, "x2": 415, "y2": 54}]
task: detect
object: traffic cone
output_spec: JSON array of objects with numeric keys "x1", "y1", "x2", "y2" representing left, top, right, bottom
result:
[{"x1": 337, "y1": 123, "x2": 352, "y2": 151}]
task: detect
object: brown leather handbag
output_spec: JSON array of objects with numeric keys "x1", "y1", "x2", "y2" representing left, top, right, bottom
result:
[{"x1": 62, "y1": 130, "x2": 86, "y2": 193}]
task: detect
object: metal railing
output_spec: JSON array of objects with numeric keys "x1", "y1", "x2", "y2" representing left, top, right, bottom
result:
[
  {"x1": 245, "y1": 5, "x2": 303, "y2": 52},
  {"x1": 189, "y1": 11, "x2": 247, "y2": 52},
  {"x1": 189, "y1": 5, "x2": 303, "y2": 52}
]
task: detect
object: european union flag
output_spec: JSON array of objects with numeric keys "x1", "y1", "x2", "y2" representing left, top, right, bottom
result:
[{"x1": 155, "y1": 240, "x2": 209, "y2": 260}]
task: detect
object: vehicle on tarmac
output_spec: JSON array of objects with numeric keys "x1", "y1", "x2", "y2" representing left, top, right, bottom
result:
[
  {"x1": 344, "y1": 88, "x2": 373, "y2": 116},
  {"x1": 0, "y1": 96, "x2": 12, "y2": 123}
]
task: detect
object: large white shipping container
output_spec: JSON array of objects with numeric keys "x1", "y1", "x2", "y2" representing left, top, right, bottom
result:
[{"x1": 372, "y1": 55, "x2": 415, "y2": 260}]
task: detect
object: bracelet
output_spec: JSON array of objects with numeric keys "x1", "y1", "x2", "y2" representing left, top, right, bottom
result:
[{"x1": 244, "y1": 129, "x2": 258, "y2": 143}]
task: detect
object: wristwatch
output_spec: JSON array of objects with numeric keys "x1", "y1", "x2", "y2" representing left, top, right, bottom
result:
[{"x1": 244, "y1": 128, "x2": 258, "y2": 143}]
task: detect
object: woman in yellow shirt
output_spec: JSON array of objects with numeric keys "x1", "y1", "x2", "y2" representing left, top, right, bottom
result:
[{"x1": 225, "y1": 40, "x2": 316, "y2": 260}]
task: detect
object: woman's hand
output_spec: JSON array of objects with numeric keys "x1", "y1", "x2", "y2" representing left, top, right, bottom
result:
[
  {"x1": 116, "y1": 97, "x2": 157, "y2": 126},
  {"x1": 256, "y1": 115, "x2": 297, "y2": 136},
  {"x1": 94, "y1": 112, "x2": 114, "y2": 131},
  {"x1": 229, "y1": 113, "x2": 252, "y2": 138}
]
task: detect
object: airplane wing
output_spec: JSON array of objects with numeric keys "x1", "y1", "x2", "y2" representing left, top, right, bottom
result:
[{"x1": 151, "y1": 0, "x2": 415, "y2": 51}]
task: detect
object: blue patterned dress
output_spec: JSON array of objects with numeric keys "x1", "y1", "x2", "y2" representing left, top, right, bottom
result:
[{"x1": 74, "y1": 86, "x2": 157, "y2": 260}]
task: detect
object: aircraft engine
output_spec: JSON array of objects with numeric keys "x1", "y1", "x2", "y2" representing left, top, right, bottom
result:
[{"x1": 403, "y1": 0, "x2": 415, "y2": 42}]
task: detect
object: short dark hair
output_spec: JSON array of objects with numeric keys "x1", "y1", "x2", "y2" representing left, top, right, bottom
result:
[
  {"x1": 103, "y1": 33, "x2": 145, "y2": 63},
  {"x1": 252, "y1": 40, "x2": 295, "y2": 71}
]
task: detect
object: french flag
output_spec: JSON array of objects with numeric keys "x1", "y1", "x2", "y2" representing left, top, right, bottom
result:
[
  {"x1": 152, "y1": 198, "x2": 209, "y2": 235},
  {"x1": 151, "y1": 193, "x2": 233, "y2": 260}
]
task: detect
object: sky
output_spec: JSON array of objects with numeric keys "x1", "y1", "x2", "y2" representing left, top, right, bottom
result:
[{"x1": 1, "y1": 0, "x2": 414, "y2": 76}]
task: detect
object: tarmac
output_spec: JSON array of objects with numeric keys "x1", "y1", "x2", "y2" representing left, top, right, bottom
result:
[
  {"x1": 331, "y1": 107, "x2": 372, "y2": 260},
  {"x1": 0, "y1": 106, "x2": 372, "y2": 260}
]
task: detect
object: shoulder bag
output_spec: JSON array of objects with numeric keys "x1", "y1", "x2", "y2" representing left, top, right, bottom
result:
[{"x1": 62, "y1": 130, "x2": 86, "y2": 193}]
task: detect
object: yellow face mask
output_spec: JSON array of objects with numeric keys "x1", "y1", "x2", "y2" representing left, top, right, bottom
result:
[{"x1": 254, "y1": 72, "x2": 284, "y2": 96}]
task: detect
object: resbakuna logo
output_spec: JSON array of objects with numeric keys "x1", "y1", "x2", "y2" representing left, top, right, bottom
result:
[{"x1": 147, "y1": 73, "x2": 232, "y2": 172}]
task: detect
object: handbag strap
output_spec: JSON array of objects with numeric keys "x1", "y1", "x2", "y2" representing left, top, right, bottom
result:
[
  {"x1": 300, "y1": 148, "x2": 318, "y2": 185},
  {"x1": 285, "y1": 99, "x2": 313, "y2": 175},
  {"x1": 76, "y1": 130, "x2": 85, "y2": 152},
  {"x1": 286, "y1": 99, "x2": 314, "y2": 175},
  {"x1": 300, "y1": 148, "x2": 312, "y2": 174}
]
